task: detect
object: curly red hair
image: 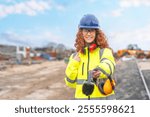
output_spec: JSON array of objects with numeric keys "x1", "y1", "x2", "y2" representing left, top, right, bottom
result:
[{"x1": 74, "y1": 29, "x2": 110, "y2": 52}]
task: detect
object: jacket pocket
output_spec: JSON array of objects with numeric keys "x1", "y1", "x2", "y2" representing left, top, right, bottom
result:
[{"x1": 82, "y1": 62, "x2": 84, "y2": 75}]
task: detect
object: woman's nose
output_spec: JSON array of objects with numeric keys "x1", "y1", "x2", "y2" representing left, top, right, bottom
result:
[{"x1": 87, "y1": 31, "x2": 91, "y2": 36}]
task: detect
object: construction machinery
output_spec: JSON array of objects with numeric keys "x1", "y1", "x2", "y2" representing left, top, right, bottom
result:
[{"x1": 116, "y1": 44, "x2": 150, "y2": 59}]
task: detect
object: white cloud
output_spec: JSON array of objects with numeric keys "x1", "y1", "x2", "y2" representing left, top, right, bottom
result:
[
  {"x1": 109, "y1": 24, "x2": 150, "y2": 51},
  {"x1": 54, "y1": 4, "x2": 65, "y2": 11},
  {"x1": 111, "y1": 0, "x2": 150, "y2": 17},
  {"x1": 120, "y1": 0, "x2": 150, "y2": 8},
  {"x1": 0, "y1": 30, "x2": 62, "y2": 47},
  {"x1": 0, "y1": 0, "x2": 52, "y2": 18},
  {"x1": 0, "y1": 0, "x2": 67, "y2": 18}
]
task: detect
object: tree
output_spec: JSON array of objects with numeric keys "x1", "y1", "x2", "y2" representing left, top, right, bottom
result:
[
  {"x1": 47, "y1": 42, "x2": 57, "y2": 51},
  {"x1": 56, "y1": 44, "x2": 66, "y2": 60}
]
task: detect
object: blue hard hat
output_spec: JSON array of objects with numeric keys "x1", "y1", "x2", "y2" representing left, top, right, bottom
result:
[{"x1": 79, "y1": 14, "x2": 100, "y2": 29}]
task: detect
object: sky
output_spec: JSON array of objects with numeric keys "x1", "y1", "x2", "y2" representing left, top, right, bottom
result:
[{"x1": 0, "y1": 0, "x2": 150, "y2": 52}]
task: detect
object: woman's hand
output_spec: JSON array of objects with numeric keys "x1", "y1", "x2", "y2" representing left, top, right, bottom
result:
[
  {"x1": 92, "y1": 70, "x2": 101, "y2": 79},
  {"x1": 73, "y1": 53, "x2": 80, "y2": 62}
]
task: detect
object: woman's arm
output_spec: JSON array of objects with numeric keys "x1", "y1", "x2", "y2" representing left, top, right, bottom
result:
[
  {"x1": 64, "y1": 53, "x2": 80, "y2": 88},
  {"x1": 97, "y1": 48, "x2": 116, "y2": 78}
]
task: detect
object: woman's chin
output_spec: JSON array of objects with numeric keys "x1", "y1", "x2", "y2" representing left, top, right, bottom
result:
[
  {"x1": 85, "y1": 40, "x2": 93, "y2": 43},
  {"x1": 85, "y1": 39, "x2": 93, "y2": 43}
]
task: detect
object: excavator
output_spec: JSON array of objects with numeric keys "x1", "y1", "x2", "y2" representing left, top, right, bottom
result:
[{"x1": 116, "y1": 44, "x2": 150, "y2": 59}]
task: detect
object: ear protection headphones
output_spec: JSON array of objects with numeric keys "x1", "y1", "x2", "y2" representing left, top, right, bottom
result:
[
  {"x1": 97, "y1": 77, "x2": 116, "y2": 95},
  {"x1": 82, "y1": 71, "x2": 95, "y2": 96},
  {"x1": 82, "y1": 43, "x2": 97, "y2": 54},
  {"x1": 82, "y1": 81, "x2": 94, "y2": 96}
]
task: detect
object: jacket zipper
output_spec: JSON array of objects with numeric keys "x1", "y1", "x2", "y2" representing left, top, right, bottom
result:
[
  {"x1": 82, "y1": 62, "x2": 84, "y2": 75},
  {"x1": 87, "y1": 48, "x2": 90, "y2": 78},
  {"x1": 87, "y1": 47, "x2": 90, "y2": 100}
]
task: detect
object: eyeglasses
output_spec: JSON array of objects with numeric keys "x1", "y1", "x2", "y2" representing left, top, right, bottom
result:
[{"x1": 82, "y1": 29, "x2": 96, "y2": 34}]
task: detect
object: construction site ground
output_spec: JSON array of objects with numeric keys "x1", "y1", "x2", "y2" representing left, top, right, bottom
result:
[
  {"x1": 0, "y1": 59, "x2": 150, "y2": 100},
  {"x1": 0, "y1": 60, "x2": 74, "y2": 100}
]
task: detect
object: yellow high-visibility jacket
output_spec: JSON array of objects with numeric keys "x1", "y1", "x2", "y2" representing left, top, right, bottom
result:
[{"x1": 64, "y1": 47, "x2": 116, "y2": 99}]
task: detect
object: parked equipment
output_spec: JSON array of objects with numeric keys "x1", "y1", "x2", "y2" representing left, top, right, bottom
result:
[{"x1": 116, "y1": 44, "x2": 150, "y2": 59}]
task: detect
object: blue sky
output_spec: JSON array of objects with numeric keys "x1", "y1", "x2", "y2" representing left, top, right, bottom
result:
[{"x1": 0, "y1": 0, "x2": 150, "y2": 52}]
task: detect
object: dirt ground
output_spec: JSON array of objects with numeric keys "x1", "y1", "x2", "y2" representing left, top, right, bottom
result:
[
  {"x1": 0, "y1": 59, "x2": 150, "y2": 100},
  {"x1": 0, "y1": 60, "x2": 74, "y2": 100}
]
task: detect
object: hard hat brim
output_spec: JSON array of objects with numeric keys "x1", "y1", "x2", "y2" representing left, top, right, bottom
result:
[{"x1": 79, "y1": 25, "x2": 100, "y2": 29}]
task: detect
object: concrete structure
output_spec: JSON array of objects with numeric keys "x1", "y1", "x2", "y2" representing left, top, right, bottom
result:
[{"x1": 0, "y1": 44, "x2": 16, "y2": 58}]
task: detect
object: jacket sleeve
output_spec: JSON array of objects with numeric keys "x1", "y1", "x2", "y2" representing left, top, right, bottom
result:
[
  {"x1": 64, "y1": 53, "x2": 80, "y2": 88},
  {"x1": 97, "y1": 48, "x2": 116, "y2": 78}
]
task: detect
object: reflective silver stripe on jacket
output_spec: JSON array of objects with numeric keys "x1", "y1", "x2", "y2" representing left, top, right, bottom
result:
[
  {"x1": 72, "y1": 52, "x2": 77, "y2": 58},
  {"x1": 66, "y1": 78, "x2": 88, "y2": 85},
  {"x1": 100, "y1": 58, "x2": 113, "y2": 76},
  {"x1": 77, "y1": 79, "x2": 85, "y2": 84},
  {"x1": 101, "y1": 58, "x2": 116, "y2": 71},
  {"x1": 75, "y1": 94, "x2": 116, "y2": 100},
  {"x1": 99, "y1": 49, "x2": 111, "y2": 76},
  {"x1": 105, "y1": 62, "x2": 112, "y2": 75},
  {"x1": 99, "y1": 48, "x2": 105, "y2": 60},
  {"x1": 96, "y1": 67, "x2": 110, "y2": 77},
  {"x1": 65, "y1": 76, "x2": 76, "y2": 83}
]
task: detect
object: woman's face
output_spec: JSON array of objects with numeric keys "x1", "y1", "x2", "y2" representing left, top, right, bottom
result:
[{"x1": 82, "y1": 29, "x2": 96, "y2": 43}]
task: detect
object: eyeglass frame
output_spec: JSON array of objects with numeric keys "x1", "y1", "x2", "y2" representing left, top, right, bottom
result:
[{"x1": 82, "y1": 29, "x2": 96, "y2": 35}]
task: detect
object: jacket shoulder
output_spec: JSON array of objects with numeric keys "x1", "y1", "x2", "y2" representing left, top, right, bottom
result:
[{"x1": 69, "y1": 52, "x2": 77, "y2": 60}]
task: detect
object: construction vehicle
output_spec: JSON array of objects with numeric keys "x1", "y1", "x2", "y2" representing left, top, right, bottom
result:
[{"x1": 116, "y1": 44, "x2": 150, "y2": 59}]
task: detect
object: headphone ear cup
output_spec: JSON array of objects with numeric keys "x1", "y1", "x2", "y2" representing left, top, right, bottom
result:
[
  {"x1": 98, "y1": 81, "x2": 106, "y2": 95},
  {"x1": 82, "y1": 81, "x2": 94, "y2": 96},
  {"x1": 111, "y1": 79, "x2": 116, "y2": 90},
  {"x1": 103, "y1": 79, "x2": 113, "y2": 95}
]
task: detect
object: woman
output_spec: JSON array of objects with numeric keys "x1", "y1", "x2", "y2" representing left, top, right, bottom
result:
[{"x1": 65, "y1": 14, "x2": 116, "y2": 100}]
